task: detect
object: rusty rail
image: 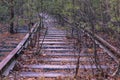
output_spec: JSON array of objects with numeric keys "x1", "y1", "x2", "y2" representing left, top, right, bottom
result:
[
  {"x1": 83, "y1": 29, "x2": 119, "y2": 64},
  {"x1": 0, "y1": 23, "x2": 39, "y2": 76}
]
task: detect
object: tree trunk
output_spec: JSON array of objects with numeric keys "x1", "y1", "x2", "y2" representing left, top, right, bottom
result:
[{"x1": 9, "y1": 0, "x2": 14, "y2": 34}]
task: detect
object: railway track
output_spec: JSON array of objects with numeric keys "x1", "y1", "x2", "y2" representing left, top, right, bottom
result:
[
  {"x1": 0, "y1": 17, "x2": 119, "y2": 79},
  {"x1": 0, "y1": 23, "x2": 39, "y2": 78},
  {"x1": 82, "y1": 28, "x2": 120, "y2": 64},
  {"x1": 0, "y1": 35, "x2": 26, "y2": 62}
]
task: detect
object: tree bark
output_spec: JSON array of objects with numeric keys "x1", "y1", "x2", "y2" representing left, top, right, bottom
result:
[{"x1": 9, "y1": 0, "x2": 14, "y2": 34}]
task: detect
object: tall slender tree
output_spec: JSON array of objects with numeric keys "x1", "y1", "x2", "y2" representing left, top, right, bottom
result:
[{"x1": 9, "y1": 0, "x2": 14, "y2": 33}]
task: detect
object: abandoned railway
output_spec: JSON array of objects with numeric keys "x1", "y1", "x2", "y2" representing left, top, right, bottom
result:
[{"x1": 0, "y1": 15, "x2": 119, "y2": 80}]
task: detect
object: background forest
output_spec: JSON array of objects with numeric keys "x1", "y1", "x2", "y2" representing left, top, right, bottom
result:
[{"x1": 0, "y1": 0, "x2": 119, "y2": 48}]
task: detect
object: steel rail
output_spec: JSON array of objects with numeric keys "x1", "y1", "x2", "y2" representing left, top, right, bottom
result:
[
  {"x1": 0, "y1": 23, "x2": 39, "y2": 76},
  {"x1": 82, "y1": 28, "x2": 119, "y2": 64}
]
